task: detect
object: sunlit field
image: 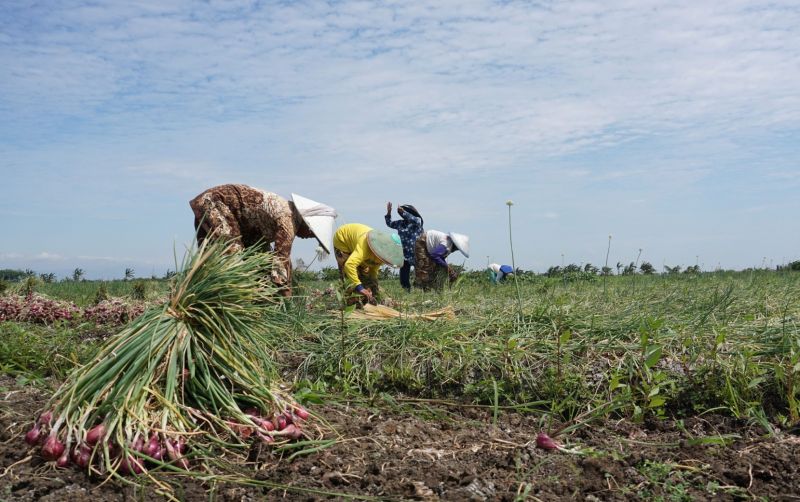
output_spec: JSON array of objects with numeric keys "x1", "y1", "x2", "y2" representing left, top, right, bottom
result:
[{"x1": 1, "y1": 266, "x2": 799, "y2": 500}]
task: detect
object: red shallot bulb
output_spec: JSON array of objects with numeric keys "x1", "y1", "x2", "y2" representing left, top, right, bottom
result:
[
  {"x1": 25, "y1": 424, "x2": 42, "y2": 446},
  {"x1": 85, "y1": 424, "x2": 106, "y2": 446},
  {"x1": 535, "y1": 432, "x2": 560, "y2": 451},
  {"x1": 42, "y1": 434, "x2": 65, "y2": 461}
]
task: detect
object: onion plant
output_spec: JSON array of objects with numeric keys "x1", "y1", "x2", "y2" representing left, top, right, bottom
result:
[{"x1": 24, "y1": 239, "x2": 314, "y2": 477}]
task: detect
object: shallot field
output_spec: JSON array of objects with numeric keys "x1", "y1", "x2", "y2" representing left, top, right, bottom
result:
[{"x1": 1, "y1": 269, "x2": 799, "y2": 501}]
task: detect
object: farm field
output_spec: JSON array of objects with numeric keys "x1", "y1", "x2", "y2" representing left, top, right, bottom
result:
[{"x1": 1, "y1": 269, "x2": 799, "y2": 500}]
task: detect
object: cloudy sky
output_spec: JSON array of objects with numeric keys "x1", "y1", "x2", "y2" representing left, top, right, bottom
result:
[{"x1": 1, "y1": 0, "x2": 798, "y2": 279}]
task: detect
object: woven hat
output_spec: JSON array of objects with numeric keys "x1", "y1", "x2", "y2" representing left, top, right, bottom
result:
[
  {"x1": 291, "y1": 194, "x2": 337, "y2": 254},
  {"x1": 448, "y1": 232, "x2": 470, "y2": 258},
  {"x1": 366, "y1": 230, "x2": 404, "y2": 267}
]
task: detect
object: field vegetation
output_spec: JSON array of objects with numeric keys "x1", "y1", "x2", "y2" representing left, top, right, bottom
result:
[{"x1": 1, "y1": 263, "x2": 799, "y2": 500}]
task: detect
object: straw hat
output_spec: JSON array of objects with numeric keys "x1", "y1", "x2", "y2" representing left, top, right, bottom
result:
[
  {"x1": 448, "y1": 232, "x2": 470, "y2": 258},
  {"x1": 291, "y1": 194, "x2": 337, "y2": 254},
  {"x1": 366, "y1": 230, "x2": 404, "y2": 267}
]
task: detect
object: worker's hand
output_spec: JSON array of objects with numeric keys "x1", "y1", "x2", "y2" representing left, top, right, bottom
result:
[
  {"x1": 360, "y1": 287, "x2": 376, "y2": 304},
  {"x1": 386, "y1": 202, "x2": 392, "y2": 215}
]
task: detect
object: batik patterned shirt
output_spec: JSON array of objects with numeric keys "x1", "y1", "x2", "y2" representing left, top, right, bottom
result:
[{"x1": 189, "y1": 184, "x2": 302, "y2": 292}]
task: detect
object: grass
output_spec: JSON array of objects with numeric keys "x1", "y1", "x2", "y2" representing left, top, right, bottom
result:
[
  {"x1": 0, "y1": 321, "x2": 101, "y2": 380},
  {"x1": 288, "y1": 269, "x2": 800, "y2": 426},
  {"x1": 2, "y1": 269, "x2": 799, "y2": 428},
  {"x1": 35, "y1": 279, "x2": 171, "y2": 306}
]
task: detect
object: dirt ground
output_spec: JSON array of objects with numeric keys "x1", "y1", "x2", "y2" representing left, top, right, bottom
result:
[{"x1": 1, "y1": 375, "x2": 799, "y2": 501}]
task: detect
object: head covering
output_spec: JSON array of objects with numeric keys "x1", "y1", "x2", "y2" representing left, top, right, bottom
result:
[
  {"x1": 499, "y1": 265, "x2": 514, "y2": 275},
  {"x1": 366, "y1": 230, "x2": 404, "y2": 267},
  {"x1": 399, "y1": 204, "x2": 423, "y2": 227},
  {"x1": 448, "y1": 232, "x2": 470, "y2": 258},
  {"x1": 291, "y1": 194, "x2": 337, "y2": 254}
]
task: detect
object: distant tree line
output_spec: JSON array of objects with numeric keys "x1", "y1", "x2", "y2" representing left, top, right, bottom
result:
[
  {"x1": 3, "y1": 259, "x2": 799, "y2": 290},
  {"x1": 0, "y1": 268, "x2": 176, "y2": 283}
]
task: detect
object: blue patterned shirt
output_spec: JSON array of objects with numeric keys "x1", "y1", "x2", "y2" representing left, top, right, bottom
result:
[{"x1": 385, "y1": 211, "x2": 423, "y2": 264}]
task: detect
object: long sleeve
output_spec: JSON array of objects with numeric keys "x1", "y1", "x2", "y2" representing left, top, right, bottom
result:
[
  {"x1": 342, "y1": 238, "x2": 381, "y2": 289},
  {"x1": 429, "y1": 243, "x2": 450, "y2": 267},
  {"x1": 342, "y1": 243, "x2": 367, "y2": 287},
  {"x1": 385, "y1": 214, "x2": 401, "y2": 229}
]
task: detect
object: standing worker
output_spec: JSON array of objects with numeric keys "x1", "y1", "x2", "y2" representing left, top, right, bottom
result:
[
  {"x1": 414, "y1": 230, "x2": 470, "y2": 291},
  {"x1": 384, "y1": 202, "x2": 424, "y2": 292},
  {"x1": 333, "y1": 223, "x2": 404, "y2": 304},
  {"x1": 189, "y1": 184, "x2": 337, "y2": 296}
]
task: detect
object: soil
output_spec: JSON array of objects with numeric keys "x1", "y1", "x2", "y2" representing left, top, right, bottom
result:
[{"x1": 1, "y1": 376, "x2": 798, "y2": 501}]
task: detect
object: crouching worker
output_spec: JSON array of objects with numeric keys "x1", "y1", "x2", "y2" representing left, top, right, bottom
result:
[
  {"x1": 488, "y1": 263, "x2": 515, "y2": 284},
  {"x1": 333, "y1": 223, "x2": 404, "y2": 305},
  {"x1": 190, "y1": 184, "x2": 337, "y2": 297},
  {"x1": 414, "y1": 230, "x2": 469, "y2": 291}
]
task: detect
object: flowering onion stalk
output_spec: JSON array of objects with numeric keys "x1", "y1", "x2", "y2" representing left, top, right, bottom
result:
[{"x1": 23, "y1": 239, "x2": 316, "y2": 476}]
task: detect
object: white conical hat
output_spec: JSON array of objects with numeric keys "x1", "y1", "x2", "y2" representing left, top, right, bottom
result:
[
  {"x1": 448, "y1": 232, "x2": 470, "y2": 258},
  {"x1": 291, "y1": 193, "x2": 337, "y2": 254}
]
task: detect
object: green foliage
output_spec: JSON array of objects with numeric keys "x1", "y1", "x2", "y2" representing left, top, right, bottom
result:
[
  {"x1": 30, "y1": 278, "x2": 169, "y2": 307},
  {"x1": 41, "y1": 239, "x2": 308, "y2": 476},
  {"x1": 287, "y1": 269, "x2": 800, "y2": 426},
  {"x1": 130, "y1": 280, "x2": 147, "y2": 300},
  {"x1": 0, "y1": 322, "x2": 100, "y2": 379},
  {"x1": 21, "y1": 276, "x2": 39, "y2": 297},
  {"x1": 0, "y1": 269, "x2": 32, "y2": 282},
  {"x1": 3, "y1": 266, "x2": 800, "y2": 431},
  {"x1": 319, "y1": 267, "x2": 341, "y2": 282},
  {"x1": 94, "y1": 282, "x2": 109, "y2": 304}
]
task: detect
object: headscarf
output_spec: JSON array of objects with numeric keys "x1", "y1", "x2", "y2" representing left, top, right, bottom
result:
[{"x1": 400, "y1": 204, "x2": 423, "y2": 227}]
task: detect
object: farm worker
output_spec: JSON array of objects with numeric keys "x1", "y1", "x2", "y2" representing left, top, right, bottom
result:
[
  {"x1": 414, "y1": 230, "x2": 470, "y2": 291},
  {"x1": 189, "y1": 184, "x2": 337, "y2": 297},
  {"x1": 333, "y1": 223, "x2": 404, "y2": 304},
  {"x1": 384, "y1": 202, "x2": 424, "y2": 292},
  {"x1": 488, "y1": 263, "x2": 515, "y2": 284}
]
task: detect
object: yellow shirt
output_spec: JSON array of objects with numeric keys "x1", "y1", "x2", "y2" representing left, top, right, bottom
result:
[{"x1": 333, "y1": 223, "x2": 383, "y2": 288}]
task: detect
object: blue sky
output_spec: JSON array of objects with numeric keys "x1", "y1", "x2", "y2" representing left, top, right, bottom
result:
[{"x1": 1, "y1": 0, "x2": 798, "y2": 279}]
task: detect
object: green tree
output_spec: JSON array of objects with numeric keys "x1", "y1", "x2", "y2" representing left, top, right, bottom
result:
[
  {"x1": 0, "y1": 269, "x2": 30, "y2": 282},
  {"x1": 39, "y1": 272, "x2": 56, "y2": 283},
  {"x1": 684, "y1": 265, "x2": 700, "y2": 274},
  {"x1": 546, "y1": 266, "x2": 562, "y2": 278},
  {"x1": 639, "y1": 262, "x2": 655, "y2": 275}
]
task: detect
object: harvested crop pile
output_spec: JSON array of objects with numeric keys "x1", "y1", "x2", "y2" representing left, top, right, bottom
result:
[
  {"x1": 349, "y1": 303, "x2": 455, "y2": 321},
  {"x1": 22, "y1": 240, "x2": 315, "y2": 481}
]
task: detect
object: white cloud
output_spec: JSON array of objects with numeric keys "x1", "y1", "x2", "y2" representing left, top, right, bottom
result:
[
  {"x1": 34, "y1": 252, "x2": 64, "y2": 261},
  {"x1": 1, "y1": 0, "x2": 798, "y2": 271}
]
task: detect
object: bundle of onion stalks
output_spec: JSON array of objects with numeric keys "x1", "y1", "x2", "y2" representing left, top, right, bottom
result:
[
  {"x1": 350, "y1": 303, "x2": 455, "y2": 321},
  {"x1": 23, "y1": 239, "x2": 313, "y2": 476}
]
